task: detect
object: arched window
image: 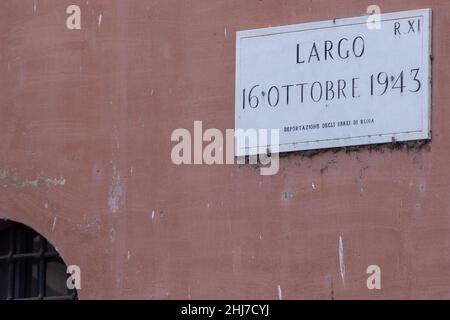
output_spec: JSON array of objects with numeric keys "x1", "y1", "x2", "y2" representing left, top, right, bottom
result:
[{"x1": 0, "y1": 220, "x2": 77, "y2": 300}]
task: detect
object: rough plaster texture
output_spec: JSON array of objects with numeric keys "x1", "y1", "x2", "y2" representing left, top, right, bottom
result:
[{"x1": 0, "y1": 0, "x2": 449, "y2": 299}]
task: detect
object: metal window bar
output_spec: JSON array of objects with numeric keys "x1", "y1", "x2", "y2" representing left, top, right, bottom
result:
[{"x1": 0, "y1": 222, "x2": 77, "y2": 300}]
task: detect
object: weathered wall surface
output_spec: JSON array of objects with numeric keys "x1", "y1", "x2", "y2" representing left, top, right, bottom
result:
[{"x1": 0, "y1": 0, "x2": 449, "y2": 299}]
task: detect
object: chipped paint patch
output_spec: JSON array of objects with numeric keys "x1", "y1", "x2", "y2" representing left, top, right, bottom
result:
[
  {"x1": 339, "y1": 235, "x2": 346, "y2": 287},
  {"x1": 18, "y1": 177, "x2": 66, "y2": 188},
  {"x1": 281, "y1": 192, "x2": 291, "y2": 201},
  {"x1": 0, "y1": 169, "x2": 10, "y2": 179},
  {"x1": 277, "y1": 285, "x2": 283, "y2": 300},
  {"x1": 52, "y1": 216, "x2": 57, "y2": 232},
  {"x1": 0, "y1": 169, "x2": 66, "y2": 189},
  {"x1": 108, "y1": 166, "x2": 123, "y2": 214},
  {"x1": 110, "y1": 227, "x2": 116, "y2": 243}
]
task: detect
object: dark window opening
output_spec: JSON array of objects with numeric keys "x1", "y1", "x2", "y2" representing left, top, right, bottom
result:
[{"x1": 0, "y1": 220, "x2": 77, "y2": 300}]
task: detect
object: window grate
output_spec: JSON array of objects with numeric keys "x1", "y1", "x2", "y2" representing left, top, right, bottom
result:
[{"x1": 0, "y1": 221, "x2": 77, "y2": 300}]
